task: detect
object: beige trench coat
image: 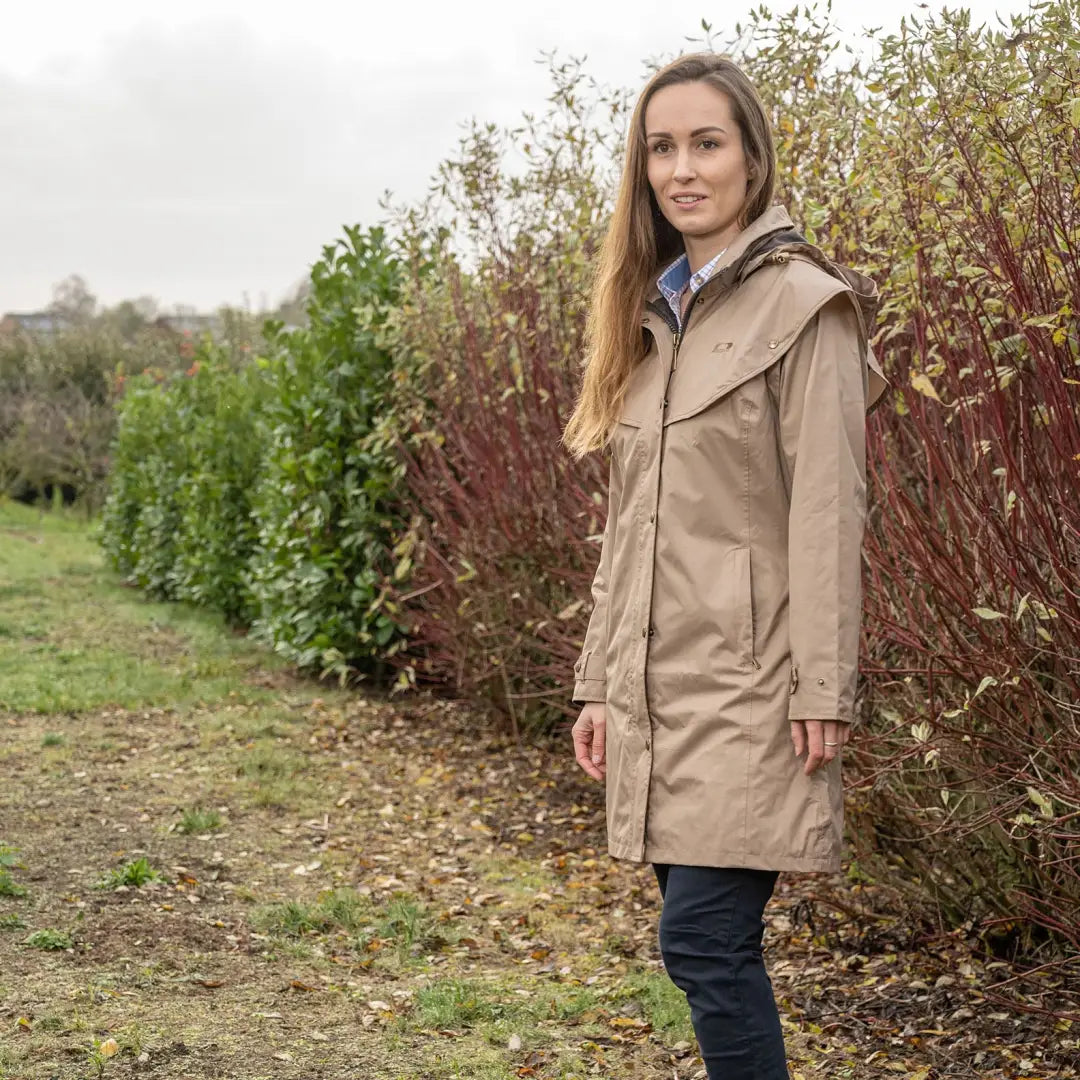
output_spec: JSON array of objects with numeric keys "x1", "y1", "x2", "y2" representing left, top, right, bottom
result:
[{"x1": 572, "y1": 204, "x2": 889, "y2": 872}]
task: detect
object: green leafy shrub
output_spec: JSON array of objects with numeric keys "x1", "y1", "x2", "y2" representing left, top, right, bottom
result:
[
  {"x1": 245, "y1": 224, "x2": 407, "y2": 677},
  {"x1": 99, "y1": 367, "x2": 189, "y2": 595},
  {"x1": 101, "y1": 340, "x2": 267, "y2": 620},
  {"x1": 171, "y1": 354, "x2": 269, "y2": 622}
]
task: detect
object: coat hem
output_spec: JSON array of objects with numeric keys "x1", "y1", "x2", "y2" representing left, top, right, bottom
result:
[{"x1": 608, "y1": 840, "x2": 841, "y2": 874}]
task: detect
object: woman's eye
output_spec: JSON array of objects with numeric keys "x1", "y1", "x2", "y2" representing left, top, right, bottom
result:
[
  {"x1": 650, "y1": 141, "x2": 670, "y2": 153},
  {"x1": 699, "y1": 139, "x2": 718, "y2": 150}
]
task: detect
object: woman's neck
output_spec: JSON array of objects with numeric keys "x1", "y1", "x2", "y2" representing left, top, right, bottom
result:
[{"x1": 684, "y1": 225, "x2": 743, "y2": 275}]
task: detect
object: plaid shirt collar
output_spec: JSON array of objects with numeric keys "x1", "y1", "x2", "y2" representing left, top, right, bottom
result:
[{"x1": 656, "y1": 247, "x2": 728, "y2": 329}]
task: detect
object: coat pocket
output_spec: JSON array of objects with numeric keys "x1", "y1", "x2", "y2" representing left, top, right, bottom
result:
[{"x1": 728, "y1": 546, "x2": 760, "y2": 671}]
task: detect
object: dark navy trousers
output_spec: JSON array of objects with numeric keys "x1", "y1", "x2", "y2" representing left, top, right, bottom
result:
[{"x1": 654, "y1": 864, "x2": 789, "y2": 1080}]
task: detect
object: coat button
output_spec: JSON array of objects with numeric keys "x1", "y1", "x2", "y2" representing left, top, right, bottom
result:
[
  {"x1": 648, "y1": 627, "x2": 655, "y2": 637},
  {"x1": 649, "y1": 512, "x2": 655, "y2": 523},
  {"x1": 817, "y1": 678, "x2": 825, "y2": 685},
  {"x1": 662, "y1": 398, "x2": 669, "y2": 408},
  {"x1": 768, "y1": 339, "x2": 780, "y2": 349}
]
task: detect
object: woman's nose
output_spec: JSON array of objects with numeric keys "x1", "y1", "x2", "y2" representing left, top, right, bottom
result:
[{"x1": 673, "y1": 150, "x2": 696, "y2": 181}]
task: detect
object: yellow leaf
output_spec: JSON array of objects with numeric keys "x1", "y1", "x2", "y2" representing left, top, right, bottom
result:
[
  {"x1": 909, "y1": 371, "x2": 941, "y2": 401},
  {"x1": 100, "y1": 1039, "x2": 119, "y2": 1058},
  {"x1": 556, "y1": 599, "x2": 584, "y2": 621},
  {"x1": 1027, "y1": 786, "x2": 1054, "y2": 818}
]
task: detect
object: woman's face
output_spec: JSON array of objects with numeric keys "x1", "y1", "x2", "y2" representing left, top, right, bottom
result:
[{"x1": 644, "y1": 80, "x2": 752, "y2": 257}]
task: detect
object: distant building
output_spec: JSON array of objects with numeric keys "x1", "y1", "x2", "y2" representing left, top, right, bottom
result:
[
  {"x1": 0, "y1": 311, "x2": 72, "y2": 336},
  {"x1": 153, "y1": 314, "x2": 224, "y2": 339}
]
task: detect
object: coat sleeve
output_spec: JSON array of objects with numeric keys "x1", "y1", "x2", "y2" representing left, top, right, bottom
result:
[
  {"x1": 776, "y1": 292, "x2": 869, "y2": 724},
  {"x1": 571, "y1": 451, "x2": 622, "y2": 706}
]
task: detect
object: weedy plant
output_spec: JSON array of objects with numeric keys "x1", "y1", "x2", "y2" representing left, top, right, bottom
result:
[
  {"x1": 86, "y1": 1036, "x2": 120, "y2": 1079},
  {"x1": 23, "y1": 928, "x2": 74, "y2": 950},
  {"x1": 0, "y1": 843, "x2": 27, "y2": 898},
  {"x1": 95, "y1": 857, "x2": 163, "y2": 890}
]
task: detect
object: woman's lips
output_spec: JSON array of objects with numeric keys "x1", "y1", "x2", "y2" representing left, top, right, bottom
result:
[{"x1": 672, "y1": 195, "x2": 706, "y2": 210}]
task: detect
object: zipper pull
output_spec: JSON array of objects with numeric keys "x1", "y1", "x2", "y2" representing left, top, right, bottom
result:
[{"x1": 672, "y1": 329, "x2": 682, "y2": 369}]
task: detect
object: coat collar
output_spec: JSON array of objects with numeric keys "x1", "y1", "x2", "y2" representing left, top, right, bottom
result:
[
  {"x1": 640, "y1": 202, "x2": 890, "y2": 415},
  {"x1": 644, "y1": 203, "x2": 798, "y2": 308}
]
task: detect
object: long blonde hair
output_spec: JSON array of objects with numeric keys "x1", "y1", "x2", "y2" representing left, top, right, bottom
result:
[{"x1": 562, "y1": 53, "x2": 777, "y2": 459}]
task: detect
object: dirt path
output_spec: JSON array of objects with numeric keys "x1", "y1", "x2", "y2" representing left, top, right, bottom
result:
[{"x1": 0, "y1": 504, "x2": 1074, "y2": 1079}]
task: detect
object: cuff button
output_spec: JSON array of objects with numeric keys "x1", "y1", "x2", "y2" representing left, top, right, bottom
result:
[{"x1": 817, "y1": 678, "x2": 825, "y2": 685}]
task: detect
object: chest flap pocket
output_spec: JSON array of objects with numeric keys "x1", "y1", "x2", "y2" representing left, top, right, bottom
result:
[{"x1": 663, "y1": 338, "x2": 784, "y2": 426}]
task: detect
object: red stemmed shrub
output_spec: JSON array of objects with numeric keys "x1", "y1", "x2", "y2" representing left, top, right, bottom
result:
[
  {"x1": 378, "y1": 7, "x2": 1080, "y2": 973},
  {"x1": 378, "y1": 63, "x2": 620, "y2": 732},
  {"x1": 841, "y1": 5, "x2": 1080, "y2": 973}
]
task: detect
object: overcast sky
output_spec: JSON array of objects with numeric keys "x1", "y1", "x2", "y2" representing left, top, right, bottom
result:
[{"x1": 2, "y1": 0, "x2": 1028, "y2": 315}]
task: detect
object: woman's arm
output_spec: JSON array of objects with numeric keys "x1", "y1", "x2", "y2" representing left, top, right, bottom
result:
[{"x1": 776, "y1": 292, "x2": 870, "y2": 726}]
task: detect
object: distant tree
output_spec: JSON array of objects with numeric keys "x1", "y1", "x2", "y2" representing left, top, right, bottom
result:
[
  {"x1": 131, "y1": 295, "x2": 159, "y2": 322},
  {"x1": 100, "y1": 298, "x2": 158, "y2": 341},
  {"x1": 49, "y1": 274, "x2": 97, "y2": 324},
  {"x1": 273, "y1": 278, "x2": 311, "y2": 327}
]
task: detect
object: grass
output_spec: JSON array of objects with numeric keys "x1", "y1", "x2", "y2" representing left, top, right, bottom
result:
[
  {"x1": 620, "y1": 970, "x2": 695, "y2": 1042},
  {"x1": 176, "y1": 806, "x2": 223, "y2": 834},
  {"x1": 252, "y1": 889, "x2": 457, "y2": 967},
  {"x1": 412, "y1": 977, "x2": 601, "y2": 1030},
  {"x1": 253, "y1": 887, "x2": 374, "y2": 939},
  {"x1": 377, "y1": 895, "x2": 449, "y2": 961},
  {"x1": 0, "y1": 500, "x2": 292, "y2": 714}
]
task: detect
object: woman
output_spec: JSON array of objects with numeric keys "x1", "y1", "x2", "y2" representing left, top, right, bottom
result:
[{"x1": 561, "y1": 53, "x2": 888, "y2": 1079}]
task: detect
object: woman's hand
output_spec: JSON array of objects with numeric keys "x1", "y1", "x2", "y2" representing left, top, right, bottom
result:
[
  {"x1": 572, "y1": 702, "x2": 607, "y2": 781},
  {"x1": 790, "y1": 719, "x2": 849, "y2": 775}
]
